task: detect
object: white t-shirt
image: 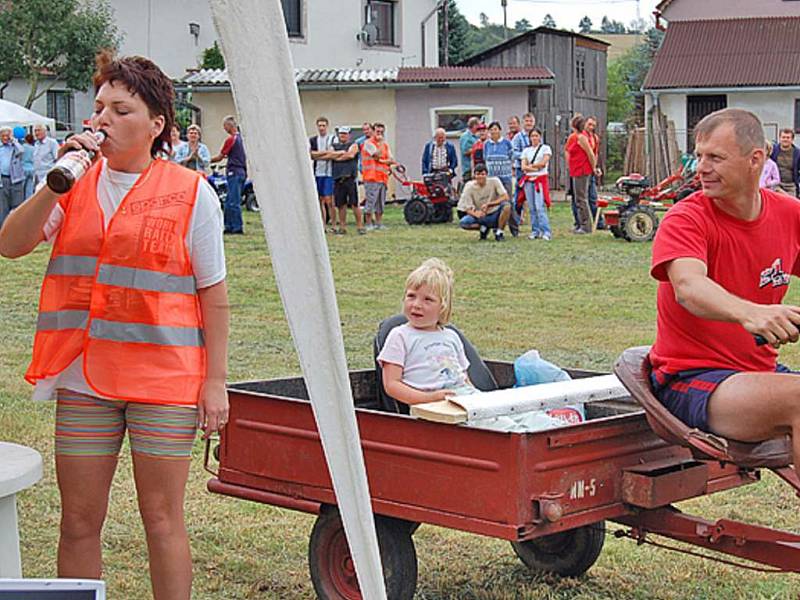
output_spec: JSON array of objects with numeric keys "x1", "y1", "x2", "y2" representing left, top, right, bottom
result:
[
  {"x1": 377, "y1": 323, "x2": 471, "y2": 392},
  {"x1": 33, "y1": 159, "x2": 226, "y2": 401},
  {"x1": 521, "y1": 144, "x2": 552, "y2": 178}
]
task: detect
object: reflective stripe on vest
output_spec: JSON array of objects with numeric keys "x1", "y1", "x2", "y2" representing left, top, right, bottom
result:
[
  {"x1": 46, "y1": 255, "x2": 98, "y2": 276},
  {"x1": 97, "y1": 265, "x2": 197, "y2": 295},
  {"x1": 89, "y1": 318, "x2": 204, "y2": 347},
  {"x1": 37, "y1": 310, "x2": 89, "y2": 331}
]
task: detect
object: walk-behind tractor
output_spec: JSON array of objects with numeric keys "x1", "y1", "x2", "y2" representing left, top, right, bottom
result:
[
  {"x1": 394, "y1": 166, "x2": 457, "y2": 225},
  {"x1": 600, "y1": 158, "x2": 700, "y2": 242}
]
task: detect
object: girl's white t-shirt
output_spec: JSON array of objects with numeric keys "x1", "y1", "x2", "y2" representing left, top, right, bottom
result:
[
  {"x1": 32, "y1": 159, "x2": 226, "y2": 401},
  {"x1": 377, "y1": 323, "x2": 471, "y2": 391},
  {"x1": 521, "y1": 144, "x2": 552, "y2": 178}
]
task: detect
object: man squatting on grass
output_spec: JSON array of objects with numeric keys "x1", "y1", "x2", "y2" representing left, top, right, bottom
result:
[
  {"x1": 457, "y1": 163, "x2": 511, "y2": 242},
  {"x1": 649, "y1": 108, "x2": 800, "y2": 479}
]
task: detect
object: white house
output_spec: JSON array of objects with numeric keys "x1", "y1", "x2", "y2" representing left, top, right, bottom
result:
[
  {"x1": 5, "y1": 0, "x2": 439, "y2": 137},
  {"x1": 645, "y1": 0, "x2": 800, "y2": 153}
]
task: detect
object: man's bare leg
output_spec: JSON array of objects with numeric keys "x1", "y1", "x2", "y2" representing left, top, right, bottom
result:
[{"x1": 707, "y1": 372, "x2": 800, "y2": 477}]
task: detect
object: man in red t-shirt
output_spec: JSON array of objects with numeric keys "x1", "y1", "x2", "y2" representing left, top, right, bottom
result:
[{"x1": 650, "y1": 108, "x2": 800, "y2": 476}]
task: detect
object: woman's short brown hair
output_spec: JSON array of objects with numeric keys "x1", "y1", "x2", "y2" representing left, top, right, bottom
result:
[
  {"x1": 571, "y1": 114, "x2": 586, "y2": 132},
  {"x1": 93, "y1": 49, "x2": 175, "y2": 157}
]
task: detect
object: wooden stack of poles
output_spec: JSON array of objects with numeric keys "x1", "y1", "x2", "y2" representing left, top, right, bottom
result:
[
  {"x1": 623, "y1": 128, "x2": 647, "y2": 176},
  {"x1": 623, "y1": 108, "x2": 681, "y2": 181}
]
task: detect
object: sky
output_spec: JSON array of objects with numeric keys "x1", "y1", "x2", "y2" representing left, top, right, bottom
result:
[{"x1": 456, "y1": 0, "x2": 661, "y2": 31}]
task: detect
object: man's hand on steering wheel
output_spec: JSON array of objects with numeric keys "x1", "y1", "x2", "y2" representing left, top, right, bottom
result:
[{"x1": 743, "y1": 303, "x2": 800, "y2": 348}]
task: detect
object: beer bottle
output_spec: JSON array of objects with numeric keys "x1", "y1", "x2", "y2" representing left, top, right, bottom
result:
[{"x1": 46, "y1": 130, "x2": 107, "y2": 194}]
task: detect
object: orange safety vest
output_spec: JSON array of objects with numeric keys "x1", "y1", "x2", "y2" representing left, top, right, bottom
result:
[
  {"x1": 361, "y1": 139, "x2": 390, "y2": 184},
  {"x1": 25, "y1": 159, "x2": 206, "y2": 405}
]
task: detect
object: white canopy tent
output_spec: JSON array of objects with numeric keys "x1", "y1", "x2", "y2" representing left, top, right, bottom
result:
[{"x1": 0, "y1": 99, "x2": 56, "y2": 131}]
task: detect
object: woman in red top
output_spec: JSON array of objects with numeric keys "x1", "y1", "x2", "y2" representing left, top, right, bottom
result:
[{"x1": 565, "y1": 114, "x2": 598, "y2": 234}]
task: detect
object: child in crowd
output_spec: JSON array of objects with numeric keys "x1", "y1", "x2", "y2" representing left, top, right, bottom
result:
[{"x1": 378, "y1": 258, "x2": 475, "y2": 406}]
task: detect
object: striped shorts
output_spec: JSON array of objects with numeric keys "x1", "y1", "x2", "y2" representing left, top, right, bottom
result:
[{"x1": 55, "y1": 389, "x2": 198, "y2": 459}]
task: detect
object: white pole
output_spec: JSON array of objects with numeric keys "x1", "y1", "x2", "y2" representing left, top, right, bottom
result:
[{"x1": 207, "y1": 1, "x2": 387, "y2": 598}]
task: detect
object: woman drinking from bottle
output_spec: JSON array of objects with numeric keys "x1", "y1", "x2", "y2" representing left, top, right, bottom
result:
[{"x1": 0, "y1": 51, "x2": 229, "y2": 600}]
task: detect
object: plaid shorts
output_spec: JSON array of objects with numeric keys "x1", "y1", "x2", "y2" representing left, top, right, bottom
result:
[{"x1": 650, "y1": 364, "x2": 796, "y2": 431}]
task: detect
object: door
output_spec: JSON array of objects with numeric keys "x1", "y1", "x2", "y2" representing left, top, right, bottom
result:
[{"x1": 686, "y1": 95, "x2": 727, "y2": 151}]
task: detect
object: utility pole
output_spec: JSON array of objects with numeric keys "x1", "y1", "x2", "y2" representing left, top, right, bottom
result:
[
  {"x1": 442, "y1": 0, "x2": 449, "y2": 65},
  {"x1": 501, "y1": 0, "x2": 508, "y2": 39}
]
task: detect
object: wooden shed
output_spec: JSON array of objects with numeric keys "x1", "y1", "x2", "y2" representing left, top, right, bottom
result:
[{"x1": 460, "y1": 27, "x2": 609, "y2": 188}]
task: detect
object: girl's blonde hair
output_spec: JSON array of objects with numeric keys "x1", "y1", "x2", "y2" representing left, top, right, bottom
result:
[{"x1": 405, "y1": 258, "x2": 454, "y2": 325}]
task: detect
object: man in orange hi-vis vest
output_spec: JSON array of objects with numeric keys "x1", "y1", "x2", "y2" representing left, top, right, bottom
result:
[
  {"x1": 360, "y1": 122, "x2": 398, "y2": 231},
  {"x1": 0, "y1": 52, "x2": 229, "y2": 600}
]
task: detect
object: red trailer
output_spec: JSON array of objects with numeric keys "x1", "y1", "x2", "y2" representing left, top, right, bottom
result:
[{"x1": 205, "y1": 359, "x2": 800, "y2": 599}]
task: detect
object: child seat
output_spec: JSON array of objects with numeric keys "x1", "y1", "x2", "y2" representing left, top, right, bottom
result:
[{"x1": 373, "y1": 315, "x2": 498, "y2": 414}]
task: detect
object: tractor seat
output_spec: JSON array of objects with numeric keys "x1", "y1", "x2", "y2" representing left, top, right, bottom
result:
[
  {"x1": 614, "y1": 346, "x2": 793, "y2": 469},
  {"x1": 373, "y1": 315, "x2": 498, "y2": 415}
]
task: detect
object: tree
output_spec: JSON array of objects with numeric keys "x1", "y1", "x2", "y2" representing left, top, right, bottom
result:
[
  {"x1": 514, "y1": 18, "x2": 532, "y2": 33},
  {"x1": 541, "y1": 14, "x2": 556, "y2": 29},
  {"x1": 600, "y1": 16, "x2": 627, "y2": 34},
  {"x1": 438, "y1": 0, "x2": 471, "y2": 65},
  {"x1": 578, "y1": 16, "x2": 593, "y2": 34},
  {"x1": 0, "y1": 0, "x2": 119, "y2": 108},
  {"x1": 606, "y1": 27, "x2": 666, "y2": 127},
  {"x1": 479, "y1": 12, "x2": 490, "y2": 28},
  {"x1": 201, "y1": 42, "x2": 225, "y2": 70}
]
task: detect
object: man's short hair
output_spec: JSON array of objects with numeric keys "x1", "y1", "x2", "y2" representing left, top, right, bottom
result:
[
  {"x1": 473, "y1": 163, "x2": 488, "y2": 174},
  {"x1": 780, "y1": 128, "x2": 795, "y2": 137},
  {"x1": 508, "y1": 115, "x2": 520, "y2": 125},
  {"x1": 223, "y1": 115, "x2": 237, "y2": 127},
  {"x1": 523, "y1": 112, "x2": 535, "y2": 121},
  {"x1": 372, "y1": 122, "x2": 385, "y2": 130},
  {"x1": 0, "y1": 126, "x2": 12, "y2": 135},
  {"x1": 694, "y1": 108, "x2": 766, "y2": 155},
  {"x1": 187, "y1": 124, "x2": 202, "y2": 134},
  {"x1": 316, "y1": 116, "x2": 329, "y2": 125},
  {"x1": 467, "y1": 116, "x2": 481, "y2": 128}
]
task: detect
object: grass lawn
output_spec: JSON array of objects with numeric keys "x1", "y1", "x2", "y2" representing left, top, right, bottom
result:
[{"x1": 2, "y1": 202, "x2": 798, "y2": 598}]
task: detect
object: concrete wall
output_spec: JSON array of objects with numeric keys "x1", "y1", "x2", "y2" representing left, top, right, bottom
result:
[
  {"x1": 110, "y1": 0, "x2": 438, "y2": 74},
  {"x1": 647, "y1": 89, "x2": 800, "y2": 153},
  {"x1": 110, "y1": 0, "x2": 217, "y2": 78},
  {"x1": 661, "y1": 0, "x2": 800, "y2": 21},
  {"x1": 394, "y1": 86, "x2": 529, "y2": 182},
  {"x1": 189, "y1": 90, "x2": 237, "y2": 155}
]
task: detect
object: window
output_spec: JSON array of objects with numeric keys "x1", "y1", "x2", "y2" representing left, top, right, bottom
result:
[
  {"x1": 281, "y1": 0, "x2": 302, "y2": 37},
  {"x1": 365, "y1": 1, "x2": 397, "y2": 46},
  {"x1": 47, "y1": 90, "x2": 73, "y2": 131},
  {"x1": 431, "y1": 106, "x2": 492, "y2": 136},
  {"x1": 576, "y1": 55, "x2": 586, "y2": 93},
  {"x1": 795, "y1": 99, "x2": 800, "y2": 133}
]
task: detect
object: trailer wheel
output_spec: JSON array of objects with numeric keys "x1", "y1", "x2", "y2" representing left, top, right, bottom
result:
[
  {"x1": 404, "y1": 198, "x2": 429, "y2": 225},
  {"x1": 511, "y1": 521, "x2": 605, "y2": 577},
  {"x1": 309, "y1": 508, "x2": 417, "y2": 600}
]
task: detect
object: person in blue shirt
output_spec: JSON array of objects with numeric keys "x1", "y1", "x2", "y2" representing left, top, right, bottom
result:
[
  {"x1": 0, "y1": 126, "x2": 25, "y2": 227},
  {"x1": 32, "y1": 124, "x2": 60, "y2": 186},
  {"x1": 459, "y1": 117, "x2": 480, "y2": 183},
  {"x1": 21, "y1": 132, "x2": 35, "y2": 199},
  {"x1": 510, "y1": 113, "x2": 537, "y2": 236},
  {"x1": 483, "y1": 121, "x2": 514, "y2": 199},
  {"x1": 421, "y1": 128, "x2": 457, "y2": 176},
  {"x1": 174, "y1": 124, "x2": 211, "y2": 174}
]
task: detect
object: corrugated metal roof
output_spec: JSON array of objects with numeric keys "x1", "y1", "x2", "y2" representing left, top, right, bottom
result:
[
  {"x1": 397, "y1": 66, "x2": 553, "y2": 82},
  {"x1": 644, "y1": 17, "x2": 800, "y2": 89},
  {"x1": 295, "y1": 68, "x2": 399, "y2": 84},
  {"x1": 179, "y1": 66, "x2": 553, "y2": 87}
]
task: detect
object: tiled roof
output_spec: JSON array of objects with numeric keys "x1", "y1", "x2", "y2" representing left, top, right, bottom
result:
[
  {"x1": 396, "y1": 66, "x2": 553, "y2": 83},
  {"x1": 179, "y1": 66, "x2": 553, "y2": 87},
  {"x1": 644, "y1": 17, "x2": 800, "y2": 89}
]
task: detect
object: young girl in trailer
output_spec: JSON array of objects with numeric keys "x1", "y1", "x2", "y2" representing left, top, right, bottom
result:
[
  {"x1": 378, "y1": 258, "x2": 567, "y2": 432},
  {"x1": 378, "y1": 258, "x2": 475, "y2": 406}
]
